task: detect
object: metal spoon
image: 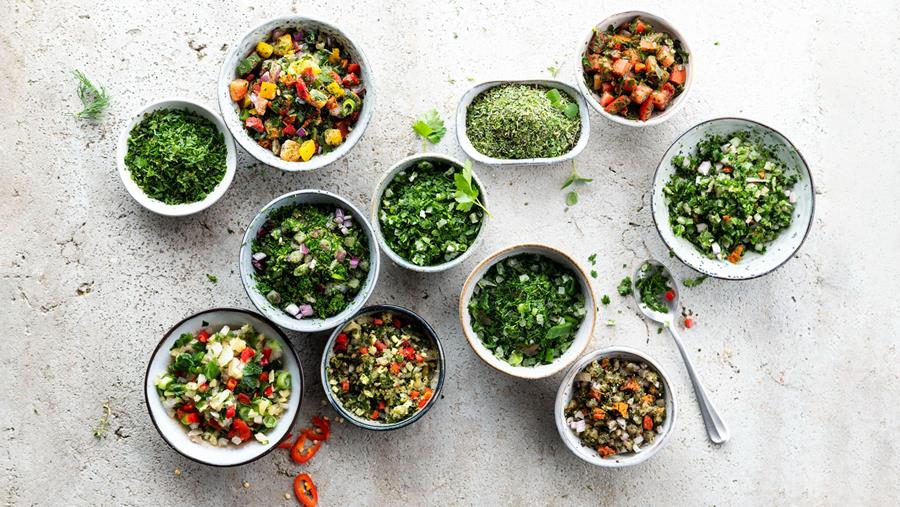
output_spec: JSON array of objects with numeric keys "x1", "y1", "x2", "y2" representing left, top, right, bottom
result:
[{"x1": 632, "y1": 259, "x2": 730, "y2": 445}]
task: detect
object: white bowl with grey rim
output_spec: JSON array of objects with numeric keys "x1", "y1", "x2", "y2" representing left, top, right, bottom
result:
[
  {"x1": 456, "y1": 79, "x2": 590, "y2": 166},
  {"x1": 371, "y1": 153, "x2": 489, "y2": 273},
  {"x1": 117, "y1": 97, "x2": 237, "y2": 216},
  {"x1": 239, "y1": 189, "x2": 381, "y2": 333},
  {"x1": 574, "y1": 10, "x2": 694, "y2": 127},
  {"x1": 217, "y1": 16, "x2": 375, "y2": 172},
  {"x1": 651, "y1": 117, "x2": 815, "y2": 280},
  {"x1": 555, "y1": 346, "x2": 677, "y2": 467}
]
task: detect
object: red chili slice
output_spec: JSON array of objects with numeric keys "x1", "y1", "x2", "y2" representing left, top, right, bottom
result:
[
  {"x1": 293, "y1": 473, "x2": 318, "y2": 507},
  {"x1": 290, "y1": 432, "x2": 322, "y2": 464}
]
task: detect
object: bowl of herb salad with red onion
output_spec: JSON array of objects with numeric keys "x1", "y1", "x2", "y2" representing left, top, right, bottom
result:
[
  {"x1": 459, "y1": 244, "x2": 596, "y2": 379},
  {"x1": 239, "y1": 190, "x2": 381, "y2": 333},
  {"x1": 373, "y1": 154, "x2": 489, "y2": 273}
]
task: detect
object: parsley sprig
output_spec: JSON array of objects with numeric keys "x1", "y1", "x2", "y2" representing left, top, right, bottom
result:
[
  {"x1": 412, "y1": 109, "x2": 446, "y2": 146},
  {"x1": 454, "y1": 160, "x2": 490, "y2": 216},
  {"x1": 73, "y1": 70, "x2": 109, "y2": 120}
]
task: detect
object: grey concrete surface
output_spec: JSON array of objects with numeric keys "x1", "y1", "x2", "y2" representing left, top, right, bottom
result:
[{"x1": 2, "y1": 1, "x2": 899, "y2": 505}]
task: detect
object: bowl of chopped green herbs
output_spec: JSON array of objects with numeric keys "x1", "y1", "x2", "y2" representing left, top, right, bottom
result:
[
  {"x1": 372, "y1": 154, "x2": 489, "y2": 272},
  {"x1": 652, "y1": 118, "x2": 814, "y2": 279},
  {"x1": 239, "y1": 189, "x2": 381, "y2": 333},
  {"x1": 459, "y1": 244, "x2": 596, "y2": 379},
  {"x1": 117, "y1": 98, "x2": 236, "y2": 216},
  {"x1": 457, "y1": 80, "x2": 590, "y2": 165}
]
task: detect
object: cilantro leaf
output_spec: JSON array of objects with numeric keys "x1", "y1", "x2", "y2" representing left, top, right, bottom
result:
[
  {"x1": 454, "y1": 160, "x2": 490, "y2": 216},
  {"x1": 617, "y1": 276, "x2": 633, "y2": 296},
  {"x1": 412, "y1": 109, "x2": 446, "y2": 144}
]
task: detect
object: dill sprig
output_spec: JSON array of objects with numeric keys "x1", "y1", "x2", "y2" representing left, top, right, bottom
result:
[{"x1": 73, "y1": 70, "x2": 109, "y2": 120}]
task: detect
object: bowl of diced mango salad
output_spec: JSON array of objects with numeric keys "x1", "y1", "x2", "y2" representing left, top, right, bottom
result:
[{"x1": 218, "y1": 16, "x2": 375, "y2": 172}]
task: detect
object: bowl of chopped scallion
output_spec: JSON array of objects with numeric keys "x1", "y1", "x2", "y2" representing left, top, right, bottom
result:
[
  {"x1": 456, "y1": 80, "x2": 590, "y2": 165},
  {"x1": 372, "y1": 153, "x2": 489, "y2": 272},
  {"x1": 117, "y1": 98, "x2": 236, "y2": 216},
  {"x1": 651, "y1": 117, "x2": 814, "y2": 279},
  {"x1": 459, "y1": 244, "x2": 596, "y2": 379}
]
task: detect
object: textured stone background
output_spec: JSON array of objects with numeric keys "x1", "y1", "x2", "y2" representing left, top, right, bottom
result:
[{"x1": 2, "y1": 0, "x2": 898, "y2": 505}]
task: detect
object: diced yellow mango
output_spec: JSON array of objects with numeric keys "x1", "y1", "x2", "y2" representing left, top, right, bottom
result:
[
  {"x1": 259, "y1": 81, "x2": 277, "y2": 100},
  {"x1": 324, "y1": 129, "x2": 343, "y2": 146},
  {"x1": 299, "y1": 140, "x2": 316, "y2": 161},
  {"x1": 328, "y1": 47, "x2": 340, "y2": 63},
  {"x1": 242, "y1": 96, "x2": 252, "y2": 108},
  {"x1": 273, "y1": 34, "x2": 294, "y2": 56},
  {"x1": 299, "y1": 58, "x2": 320, "y2": 75},
  {"x1": 256, "y1": 41, "x2": 274, "y2": 58},
  {"x1": 280, "y1": 140, "x2": 302, "y2": 162},
  {"x1": 326, "y1": 81, "x2": 345, "y2": 98}
]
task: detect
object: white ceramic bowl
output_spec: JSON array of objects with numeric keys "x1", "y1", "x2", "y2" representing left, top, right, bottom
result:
[
  {"x1": 458, "y1": 244, "x2": 596, "y2": 379},
  {"x1": 239, "y1": 190, "x2": 381, "y2": 333},
  {"x1": 651, "y1": 117, "x2": 815, "y2": 280},
  {"x1": 117, "y1": 98, "x2": 237, "y2": 216},
  {"x1": 218, "y1": 16, "x2": 375, "y2": 172},
  {"x1": 320, "y1": 304, "x2": 446, "y2": 431},
  {"x1": 371, "y1": 153, "x2": 489, "y2": 273},
  {"x1": 555, "y1": 346, "x2": 677, "y2": 467},
  {"x1": 144, "y1": 308, "x2": 303, "y2": 467},
  {"x1": 456, "y1": 79, "x2": 590, "y2": 166},
  {"x1": 575, "y1": 11, "x2": 693, "y2": 127}
]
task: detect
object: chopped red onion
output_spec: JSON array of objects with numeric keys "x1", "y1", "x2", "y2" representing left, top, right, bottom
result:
[
  {"x1": 261, "y1": 71, "x2": 271, "y2": 83},
  {"x1": 296, "y1": 127, "x2": 307, "y2": 138},
  {"x1": 349, "y1": 256, "x2": 360, "y2": 269},
  {"x1": 293, "y1": 30, "x2": 304, "y2": 41},
  {"x1": 299, "y1": 243, "x2": 310, "y2": 254},
  {"x1": 271, "y1": 66, "x2": 280, "y2": 81},
  {"x1": 342, "y1": 219, "x2": 352, "y2": 228},
  {"x1": 340, "y1": 227, "x2": 349, "y2": 235},
  {"x1": 284, "y1": 303, "x2": 300, "y2": 316},
  {"x1": 335, "y1": 249, "x2": 346, "y2": 262},
  {"x1": 298, "y1": 304, "x2": 314, "y2": 318},
  {"x1": 251, "y1": 252, "x2": 267, "y2": 261}
]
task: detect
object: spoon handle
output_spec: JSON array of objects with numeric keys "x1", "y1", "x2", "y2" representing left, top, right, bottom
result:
[{"x1": 667, "y1": 325, "x2": 731, "y2": 444}]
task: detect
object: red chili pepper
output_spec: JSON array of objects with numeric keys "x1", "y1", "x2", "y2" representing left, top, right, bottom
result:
[
  {"x1": 259, "y1": 371, "x2": 269, "y2": 382},
  {"x1": 293, "y1": 473, "x2": 318, "y2": 507},
  {"x1": 240, "y1": 347, "x2": 255, "y2": 363},
  {"x1": 264, "y1": 385, "x2": 274, "y2": 397},
  {"x1": 684, "y1": 318, "x2": 694, "y2": 329},
  {"x1": 340, "y1": 380, "x2": 350, "y2": 392},
  {"x1": 373, "y1": 318, "x2": 383, "y2": 326},
  {"x1": 181, "y1": 412, "x2": 200, "y2": 425},
  {"x1": 181, "y1": 402, "x2": 195, "y2": 412},
  {"x1": 347, "y1": 62, "x2": 360, "y2": 74},
  {"x1": 309, "y1": 416, "x2": 330, "y2": 441},
  {"x1": 290, "y1": 432, "x2": 322, "y2": 464},
  {"x1": 245, "y1": 116, "x2": 264, "y2": 132},
  {"x1": 643, "y1": 415, "x2": 654, "y2": 430},
  {"x1": 392, "y1": 319, "x2": 402, "y2": 329},
  {"x1": 232, "y1": 418, "x2": 252, "y2": 441},
  {"x1": 225, "y1": 405, "x2": 235, "y2": 419},
  {"x1": 237, "y1": 393, "x2": 251, "y2": 405},
  {"x1": 277, "y1": 432, "x2": 293, "y2": 449},
  {"x1": 370, "y1": 410, "x2": 380, "y2": 420},
  {"x1": 196, "y1": 329, "x2": 210, "y2": 343},
  {"x1": 225, "y1": 378, "x2": 238, "y2": 391},
  {"x1": 665, "y1": 290, "x2": 675, "y2": 301}
]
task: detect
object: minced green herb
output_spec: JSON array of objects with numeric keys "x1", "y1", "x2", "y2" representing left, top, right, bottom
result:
[
  {"x1": 635, "y1": 264, "x2": 671, "y2": 313},
  {"x1": 251, "y1": 204, "x2": 370, "y2": 319},
  {"x1": 664, "y1": 131, "x2": 799, "y2": 263},
  {"x1": 466, "y1": 84, "x2": 581, "y2": 159},
  {"x1": 125, "y1": 109, "x2": 227, "y2": 204},
  {"x1": 379, "y1": 159, "x2": 485, "y2": 266},
  {"x1": 682, "y1": 275, "x2": 707, "y2": 287},
  {"x1": 617, "y1": 276, "x2": 633, "y2": 296},
  {"x1": 468, "y1": 254, "x2": 586, "y2": 366},
  {"x1": 601, "y1": 294, "x2": 610, "y2": 305}
]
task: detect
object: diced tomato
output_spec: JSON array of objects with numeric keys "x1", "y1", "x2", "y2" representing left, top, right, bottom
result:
[
  {"x1": 409, "y1": 390, "x2": 420, "y2": 400},
  {"x1": 377, "y1": 401, "x2": 385, "y2": 410},
  {"x1": 198, "y1": 383, "x2": 208, "y2": 393},
  {"x1": 727, "y1": 244, "x2": 745, "y2": 264},
  {"x1": 643, "y1": 415, "x2": 654, "y2": 430},
  {"x1": 340, "y1": 380, "x2": 350, "y2": 392},
  {"x1": 638, "y1": 97, "x2": 655, "y2": 121},
  {"x1": 611, "y1": 58, "x2": 633, "y2": 76},
  {"x1": 264, "y1": 385, "x2": 274, "y2": 397},
  {"x1": 232, "y1": 418, "x2": 252, "y2": 441},
  {"x1": 684, "y1": 317, "x2": 695, "y2": 329},
  {"x1": 670, "y1": 64, "x2": 686, "y2": 85},
  {"x1": 237, "y1": 393, "x2": 251, "y2": 405},
  {"x1": 371, "y1": 410, "x2": 380, "y2": 420},
  {"x1": 181, "y1": 402, "x2": 195, "y2": 412},
  {"x1": 392, "y1": 318, "x2": 402, "y2": 329},
  {"x1": 599, "y1": 92, "x2": 615, "y2": 107},
  {"x1": 598, "y1": 446, "x2": 617, "y2": 458},
  {"x1": 652, "y1": 82, "x2": 676, "y2": 111},
  {"x1": 225, "y1": 378, "x2": 238, "y2": 391},
  {"x1": 240, "y1": 347, "x2": 255, "y2": 363},
  {"x1": 196, "y1": 329, "x2": 210, "y2": 343},
  {"x1": 347, "y1": 62, "x2": 360, "y2": 74},
  {"x1": 359, "y1": 346, "x2": 369, "y2": 355},
  {"x1": 293, "y1": 473, "x2": 318, "y2": 507},
  {"x1": 342, "y1": 72, "x2": 359, "y2": 87},
  {"x1": 282, "y1": 123, "x2": 296, "y2": 136},
  {"x1": 665, "y1": 290, "x2": 675, "y2": 301},
  {"x1": 225, "y1": 405, "x2": 235, "y2": 419},
  {"x1": 373, "y1": 340, "x2": 386, "y2": 352},
  {"x1": 336, "y1": 333, "x2": 348, "y2": 345},
  {"x1": 389, "y1": 362, "x2": 402, "y2": 375},
  {"x1": 245, "y1": 116, "x2": 264, "y2": 132},
  {"x1": 588, "y1": 390, "x2": 601, "y2": 400},
  {"x1": 373, "y1": 318, "x2": 383, "y2": 326},
  {"x1": 414, "y1": 353, "x2": 424, "y2": 364},
  {"x1": 601, "y1": 82, "x2": 614, "y2": 93},
  {"x1": 630, "y1": 83, "x2": 653, "y2": 105},
  {"x1": 604, "y1": 95, "x2": 631, "y2": 115},
  {"x1": 634, "y1": 19, "x2": 647, "y2": 34},
  {"x1": 259, "y1": 371, "x2": 269, "y2": 382},
  {"x1": 181, "y1": 412, "x2": 200, "y2": 425},
  {"x1": 622, "y1": 75, "x2": 637, "y2": 92},
  {"x1": 417, "y1": 387, "x2": 433, "y2": 408},
  {"x1": 295, "y1": 79, "x2": 311, "y2": 101}
]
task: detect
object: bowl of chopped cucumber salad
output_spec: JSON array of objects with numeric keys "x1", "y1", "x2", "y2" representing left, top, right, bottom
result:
[
  {"x1": 144, "y1": 308, "x2": 303, "y2": 466},
  {"x1": 651, "y1": 118, "x2": 814, "y2": 280}
]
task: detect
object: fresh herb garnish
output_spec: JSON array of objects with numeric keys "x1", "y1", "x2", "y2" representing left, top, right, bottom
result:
[
  {"x1": 617, "y1": 276, "x2": 633, "y2": 296},
  {"x1": 73, "y1": 70, "x2": 109, "y2": 120},
  {"x1": 454, "y1": 160, "x2": 489, "y2": 215},
  {"x1": 468, "y1": 254, "x2": 586, "y2": 367},
  {"x1": 635, "y1": 264, "x2": 671, "y2": 313},
  {"x1": 412, "y1": 109, "x2": 446, "y2": 144},
  {"x1": 601, "y1": 294, "x2": 610, "y2": 305},
  {"x1": 547, "y1": 65, "x2": 560, "y2": 77},
  {"x1": 566, "y1": 191, "x2": 578, "y2": 206},
  {"x1": 588, "y1": 253, "x2": 597, "y2": 265},
  {"x1": 545, "y1": 88, "x2": 579, "y2": 119},
  {"x1": 93, "y1": 400, "x2": 112, "y2": 439},
  {"x1": 124, "y1": 109, "x2": 227, "y2": 204},
  {"x1": 379, "y1": 159, "x2": 485, "y2": 266},
  {"x1": 590, "y1": 270, "x2": 598, "y2": 279},
  {"x1": 682, "y1": 275, "x2": 708, "y2": 287},
  {"x1": 206, "y1": 274, "x2": 218, "y2": 283},
  {"x1": 562, "y1": 161, "x2": 592, "y2": 206}
]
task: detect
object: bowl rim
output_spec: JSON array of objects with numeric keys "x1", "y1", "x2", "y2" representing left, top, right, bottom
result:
[
  {"x1": 370, "y1": 153, "x2": 489, "y2": 273},
  {"x1": 143, "y1": 307, "x2": 304, "y2": 467},
  {"x1": 319, "y1": 304, "x2": 446, "y2": 431},
  {"x1": 574, "y1": 10, "x2": 694, "y2": 128},
  {"x1": 455, "y1": 79, "x2": 591, "y2": 165},
  {"x1": 554, "y1": 345, "x2": 677, "y2": 467},
  {"x1": 238, "y1": 189, "x2": 381, "y2": 332},
  {"x1": 216, "y1": 15, "x2": 375, "y2": 172},
  {"x1": 458, "y1": 243, "x2": 597, "y2": 379},
  {"x1": 116, "y1": 97, "x2": 237, "y2": 216},
  {"x1": 650, "y1": 116, "x2": 816, "y2": 280}
]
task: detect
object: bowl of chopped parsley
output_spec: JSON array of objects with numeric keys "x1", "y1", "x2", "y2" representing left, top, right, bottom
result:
[
  {"x1": 218, "y1": 16, "x2": 375, "y2": 172},
  {"x1": 373, "y1": 154, "x2": 489, "y2": 272},
  {"x1": 239, "y1": 190, "x2": 381, "y2": 333},
  {"x1": 459, "y1": 244, "x2": 597, "y2": 379},
  {"x1": 117, "y1": 98, "x2": 236, "y2": 216},
  {"x1": 652, "y1": 118, "x2": 815, "y2": 279},
  {"x1": 457, "y1": 80, "x2": 590, "y2": 165},
  {"x1": 321, "y1": 305, "x2": 445, "y2": 431}
]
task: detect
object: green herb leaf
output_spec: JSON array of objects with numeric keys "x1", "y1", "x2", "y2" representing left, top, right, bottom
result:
[
  {"x1": 566, "y1": 191, "x2": 578, "y2": 206},
  {"x1": 206, "y1": 274, "x2": 218, "y2": 283},
  {"x1": 547, "y1": 323, "x2": 573, "y2": 339},
  {"x1": 412, "y1": 109, "x2": 446, "y2": 144},
  {"x1": 545, "y1": 88, "x2": 562, "y2": 106},
  {"x1": 561, "y1": 161, "x2": 592, "y2": 189},
  {"x1": 547, "y1": 65, "x2": 560, "y2": 77},
  {"x1": 682, "y1": 275, "x2": 708, "y2": 287},
  {"x1": 601, "y1": 294, "x2": 610, "y2": 305},
  {"x1": 590, "y1": 270, "x2": 597, "y2": 278},
  {"x1": 617, "y1": 276, "x2": 633, "y2": 296},
  {"x1": 588, "y1": 253, "x2": 597, "y2": 265},
  {"x1": 454, "y1": 160, "x2": 490, "y2": 216},
  {"x1": 562, "y1": 102, "x2": 579, "y2": 119},
  {"x1": 73, "y1": 70, "x2": 109, "y2": 120}
]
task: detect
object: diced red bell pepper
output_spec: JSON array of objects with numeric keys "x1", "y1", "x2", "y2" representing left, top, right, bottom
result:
[
  {"x1": 342, "y1": 73, "x2": 359, "y2": 87},
  {"x1": 259, "y1": 371, "x2": 269, "y2": 382},
  {"x1": 373, "y1": 318, "x2": 383, "y2": 326},
  {"x1": 240, "y1": 347, "x2": 255, "y2": 363},
  {"x1": 264, "y1": 385, "x2": 274, "y2": 397},
  {"x1": 245, "y1": 116, "x2": 264, "y2": 132},
  {"x1": 665, "y1": 290, "x2": 675, "y2": 301},
  {"x1": 643, "y1": 415, "x2": 654, "y2": 430},
  {"x1": 639, "y1": 98, "x2": 655, "y2": 121},
  {"x1": 373, "y1": 341, "x2": 386, "y2": 352},
  {"x1": 181, "y1": 402, "x2": 195, "y2": 412},
  {"x1": 237, "y1": 393, "x2": 251, "y2": 405},
  {"x1": 347, "y1": 62, "x2": 360, "y2": 74},
  {"x1": 670, "y1": 64, "x2": 686, "y2": 85},
  {"x1": 181, "y1": 412, "x2": 200, "y2": 425},
  {"x1": 377, "y1": 401, "x2": 385, "y2": 410},
  {"x1": 282, "y1": 123, "x2": 296, "y2": 136},
  {"x1": 232, "y1": 418, "x2": 252, "y2": 441},
  {"x1": 392, "y1": 318, "x2": 403, "y2": 329},
  {"x1": 196, "y1": 329, "x2": 210, "y2": 343},
  {"x1": 340, "y1": 380, "x2": 350, "y2": 392},
  {"x1": 684, "y1": 317, "x2": 695, "y2": 329},
  {"x1": 225, "y1": 405, "x2": 236, "y2": 419},
  {"x1": 225, "y1": 378, "x2": 238, "y2": 391},
  {"x1": 370, "y1": 410, "x2": 380, "y2": 420},
  {"x1": 417, "y1": 387, "x2": 433, "y2": 408}
]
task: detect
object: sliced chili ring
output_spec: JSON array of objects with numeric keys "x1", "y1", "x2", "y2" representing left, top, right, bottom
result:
[
  {"x1": 293, "y1": 473, "x2": 318, "y2": 507},
  {"x1": 290, "y1": 432, "x2": 322, "y2": 464}
]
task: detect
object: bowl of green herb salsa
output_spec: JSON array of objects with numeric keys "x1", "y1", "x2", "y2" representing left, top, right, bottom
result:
[
  {"x1": 373, "y1": 154, "x2": 488, "y2": 272},
  {"x1": 117, "y1": 98, "x2": 236, "y2": 216},
  {"x1": 459, "y1": 244, "x2": 597, "y2": 379},
  {"x1": 239, "y1": 190, "x2": 381, "y2": 333}
]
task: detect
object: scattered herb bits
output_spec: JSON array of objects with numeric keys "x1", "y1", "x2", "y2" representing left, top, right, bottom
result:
[
  {"x1": 379, "y1": 159, "x2": 485, "y2": 267},
  {"x1": 124, "y1": 109, "x2": 227, "y2": 204},
  {"x1": 465, "y1": 84, "x2": 581, "y2": 159},
  {"x1": 469, "y1": 254, "x2": 586, "y2": 366},
  {"x1": 617, "y1": 276, "x2": 633, "y2": 296}
]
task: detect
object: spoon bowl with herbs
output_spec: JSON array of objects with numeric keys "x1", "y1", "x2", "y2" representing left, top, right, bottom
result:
[
  {"x1": 631, "y1": 259, "x2": 729, "y2": 444},
  {"x1": 117, "y1": 98, "x2": 237, "y2": 216},
  {"x1": 459, "y1": 244, "x2": 596, "y2": 379},
  {"x1": 372, "y1": 153, "x2": 489, "y2": 273}
]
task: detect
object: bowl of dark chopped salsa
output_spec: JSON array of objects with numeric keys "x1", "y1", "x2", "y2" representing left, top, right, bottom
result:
[
  {"x1": 117, "y1": 98, "x2": 236, "y2": 216},
  {"x1": 459, "y1": 244, "x2": 596, "y2": 379},
  {"x1": 373, "y1": 154, "x2": 488, "y2": 272},
  {"x1": 239, "y1": 190, "x2": 381, "y2": 333}
]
